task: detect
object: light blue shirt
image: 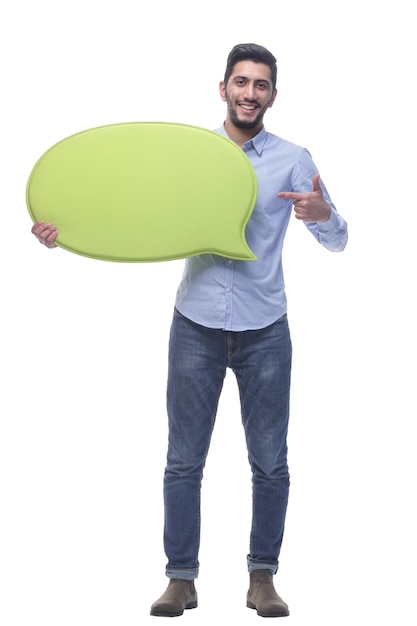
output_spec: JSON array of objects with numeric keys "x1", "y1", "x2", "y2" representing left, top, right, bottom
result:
[{"x1": 175, "y1": 125, "x2": 348, "y2": 331}]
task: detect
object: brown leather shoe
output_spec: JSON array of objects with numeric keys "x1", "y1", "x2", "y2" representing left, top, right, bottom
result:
[
  {"x1": 150, "y1": 579, "x2": 198, "y2": 617},
  {"x1": 246, "y1": 570, "x2": 289, "y2": 617}
]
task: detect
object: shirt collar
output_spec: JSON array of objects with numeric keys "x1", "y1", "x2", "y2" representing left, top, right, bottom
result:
[{"x1": 217, "y1": 124, "x2": 268, "y2": 156}]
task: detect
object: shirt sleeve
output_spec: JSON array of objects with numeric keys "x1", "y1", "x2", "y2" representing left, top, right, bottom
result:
[{"x1": 293, "y1": 149, "x2": 348, "y2": 252}]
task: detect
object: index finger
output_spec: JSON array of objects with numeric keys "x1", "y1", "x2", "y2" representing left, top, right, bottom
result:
[{"x1": 277, "y1": 191, "x2": 305, "y2": 200}]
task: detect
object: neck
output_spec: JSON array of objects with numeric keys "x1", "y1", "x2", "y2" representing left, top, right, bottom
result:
[{"x1": 224, "y1": 119, "x2": 262, "y2": 148}]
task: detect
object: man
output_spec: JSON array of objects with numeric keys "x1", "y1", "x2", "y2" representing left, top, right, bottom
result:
[{"x1": 32, "y1": 43, "x2": 348, "y2": 618}]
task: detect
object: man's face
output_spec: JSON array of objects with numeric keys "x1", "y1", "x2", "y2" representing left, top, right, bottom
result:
[{"x1": 220, "y1": 60, "x2": 277, "y2": 131}]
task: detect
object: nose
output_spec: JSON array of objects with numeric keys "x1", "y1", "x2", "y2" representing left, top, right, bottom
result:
[{"x1": 243, "y1": 82, "x2": 256, "y2": 100}]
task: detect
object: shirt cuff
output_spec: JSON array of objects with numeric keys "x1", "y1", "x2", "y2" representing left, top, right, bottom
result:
[{"x1": 317, "y1": 206, "x2": 338, "y2": 231}]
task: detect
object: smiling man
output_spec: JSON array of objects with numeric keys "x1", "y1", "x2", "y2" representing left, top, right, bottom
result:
[
  {"x1": 31, "y1": 43, "x2": 348, "y2": 619},
  {"x1": 149, "y1": 43, "x2": 348, "y2": 618}
]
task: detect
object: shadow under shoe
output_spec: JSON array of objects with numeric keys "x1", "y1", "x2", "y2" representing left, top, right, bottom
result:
[
  {"x1": 247, "y1": 570, "x2": 289, "y2": 618},
  {"x1": 150, "y1": 579, "x2": 198, "y2": 617}
]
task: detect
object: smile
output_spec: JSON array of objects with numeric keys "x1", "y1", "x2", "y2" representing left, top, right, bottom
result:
[{"x1": 238, "y1": 103, "x2": 259, "y2": 111}]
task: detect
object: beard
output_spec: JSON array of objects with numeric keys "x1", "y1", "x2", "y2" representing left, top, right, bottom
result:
[{"x1": 226, "y1": 94, "x2": 267, "y2": 129}]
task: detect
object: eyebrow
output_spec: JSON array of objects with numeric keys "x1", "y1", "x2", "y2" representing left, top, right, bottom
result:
[{"x1": 233, "y1": 74, "x2": 272, "y2": 86}]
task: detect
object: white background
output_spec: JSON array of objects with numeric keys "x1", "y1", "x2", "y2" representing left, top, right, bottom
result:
[{"x1": 1, "y1": 1, "x2": 416, "y2": 624}]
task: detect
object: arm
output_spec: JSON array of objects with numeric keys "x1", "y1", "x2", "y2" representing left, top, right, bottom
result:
[
  {"x1": 278, "y1": 173, "x2": 348, "y2": 252},
  {"x1": 31, "y1": 221, "x2": 58, "y2": 248}
]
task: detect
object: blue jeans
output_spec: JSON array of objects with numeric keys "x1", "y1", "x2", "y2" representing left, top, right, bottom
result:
[{"x1": 163, "y1": 308, "x2": 292, "y2": 580}]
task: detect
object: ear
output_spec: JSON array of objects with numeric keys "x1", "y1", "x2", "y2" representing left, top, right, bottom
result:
[
  {"x1": 268, "y1": 88, "x2": 278, "y2": 108},
  {"x1": 219, "y1": 81, "x2": 227, "y2": 102}
]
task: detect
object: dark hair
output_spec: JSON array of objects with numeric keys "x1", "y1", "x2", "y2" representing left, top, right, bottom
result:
[{"x1": 224, "y1": 43, "x2": 277, "y2": 89}]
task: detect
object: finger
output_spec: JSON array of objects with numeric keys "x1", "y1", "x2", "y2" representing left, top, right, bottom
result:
[
  {"x1": 46, "y1": 230, "x2": 58, "y2": 243},
  {"x1": 40, "y1": 223, "x2": 58, "y2": 237},
  {"x1": 293, "y1": 206, "x2": 304, "y2": 220},
  {"x1": 277, "y1": 191, "x2": 305, "y2": 200},
  {"x1": 312, "y1": 173, "x2": 321, "y2": 193}
]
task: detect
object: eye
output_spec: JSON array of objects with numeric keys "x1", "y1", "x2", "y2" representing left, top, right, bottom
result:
[{"x1": 257, "y1": 81, "x2": 268, "y2": 90}]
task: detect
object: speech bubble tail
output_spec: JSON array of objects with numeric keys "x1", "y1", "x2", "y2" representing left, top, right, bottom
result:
[
  {"x1": 225, "y1": 247, "x2": 257, "y2": 261},
  {"x1": 207, "y1": 239, "x2": 257, "y2": 261}
]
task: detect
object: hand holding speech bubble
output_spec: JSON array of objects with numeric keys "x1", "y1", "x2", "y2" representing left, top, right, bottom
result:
[{"x1": 26, "y1": 122, "x2": 257, "y2": 262}]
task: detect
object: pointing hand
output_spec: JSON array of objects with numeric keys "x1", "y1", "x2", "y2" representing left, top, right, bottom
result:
[{"x1": 277, "y1": 173, "x2": 331, "y2": 222}]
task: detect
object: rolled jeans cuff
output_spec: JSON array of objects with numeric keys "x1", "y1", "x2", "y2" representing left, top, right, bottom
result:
[
  {"x1": 166, "y1": 567, "x2": 199, "y2": 580},
  {"x1": 247, "y1": 556, "x2": 278, "y2": 575}
]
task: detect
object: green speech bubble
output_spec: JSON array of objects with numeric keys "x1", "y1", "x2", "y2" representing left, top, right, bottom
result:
[{"x1": 26, "y1": 122, "x2": 257, "y2": 262}]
